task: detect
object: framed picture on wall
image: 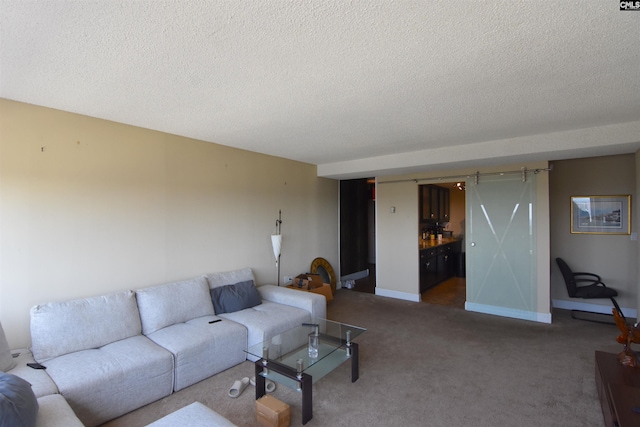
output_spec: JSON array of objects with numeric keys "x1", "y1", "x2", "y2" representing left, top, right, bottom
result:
[{"x1": 570, "y1": 195, "x2": 631, "y2": 234}]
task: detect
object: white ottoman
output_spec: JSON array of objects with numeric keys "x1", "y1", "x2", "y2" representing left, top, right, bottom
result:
[{"x1": 145, "y1": 402, "x2": 237, "y2": 427}]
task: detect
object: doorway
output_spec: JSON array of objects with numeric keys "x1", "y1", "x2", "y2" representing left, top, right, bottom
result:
[
  {"x1": 420, "y1": 181, "x2": 466, "y2": 308},
  {"x1": 339, "y1": 178, "x2": 376, "y2": 293}
]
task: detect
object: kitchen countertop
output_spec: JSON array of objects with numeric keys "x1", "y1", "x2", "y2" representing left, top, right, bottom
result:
[{"x1": 419, "y1": 237, "x2": 461, "y2": 249}]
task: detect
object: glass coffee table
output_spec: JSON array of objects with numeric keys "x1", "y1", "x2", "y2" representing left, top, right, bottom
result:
[{"x1": 245, "y1": 318, "x2": 365, "y2": 425}]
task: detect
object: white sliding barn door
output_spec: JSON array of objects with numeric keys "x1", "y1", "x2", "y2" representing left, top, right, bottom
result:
[{"x1": 466, "y1": 174, "x2": 538, "y2": 320}]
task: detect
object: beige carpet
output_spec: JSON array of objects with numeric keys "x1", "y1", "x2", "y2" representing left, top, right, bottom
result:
[{"x1": 101, "y1": 290, "x2": 621, "y2": 427}]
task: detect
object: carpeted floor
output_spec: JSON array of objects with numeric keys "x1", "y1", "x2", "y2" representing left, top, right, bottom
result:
[{"x1": 101, "y1": 289, "x2": 621, "y2": 427}]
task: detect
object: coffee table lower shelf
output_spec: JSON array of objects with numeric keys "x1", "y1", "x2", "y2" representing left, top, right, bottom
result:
[{"x1": 254, "y1": 341, "x2": 359, "y2": 425}]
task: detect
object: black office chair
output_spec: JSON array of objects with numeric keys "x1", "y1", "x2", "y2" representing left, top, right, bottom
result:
[{"x1": 555, "y1": 257, "x2": 623, "y2": 323}]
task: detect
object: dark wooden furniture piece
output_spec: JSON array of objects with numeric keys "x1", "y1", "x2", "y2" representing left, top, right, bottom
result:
[
  {"x1": 595, "y1": 351, "x2": 640, "y2": 426},
  {"x1": 419, "y1": 239, "x2": 461, "y2": 292}
]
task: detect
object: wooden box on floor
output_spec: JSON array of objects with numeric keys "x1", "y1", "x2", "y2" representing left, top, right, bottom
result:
[{"x1": 256, "y1": 395, "x2": 291, "y2": 427}]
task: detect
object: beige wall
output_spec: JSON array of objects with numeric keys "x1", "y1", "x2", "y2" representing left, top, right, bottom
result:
[
  {"x1": 549, "y1": 154, "x2": 637, "y2": 315},
  {"x1": 0, "y1": 99, "x2": 338, "y2": 348},
  {"x1": 376, "y1": 180, "x2": 420, "y2": 300},
  {"x1": 448, "y1": 185, "x2": 466, "y2": 239}
]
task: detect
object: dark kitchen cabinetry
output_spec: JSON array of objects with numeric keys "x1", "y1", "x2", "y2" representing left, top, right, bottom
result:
[
  {"x1": 420, "y1": 248, "x2": 438, "y2": 292},
  {"x1": 437, "y1": 244, "x2": 456, "y2": 280},
  {"x1": 419, "y1": 185, "x2": 450, "y2": 223},
  {"x1": 420, "y1": 240, "x2": 461, "y2": 292}
]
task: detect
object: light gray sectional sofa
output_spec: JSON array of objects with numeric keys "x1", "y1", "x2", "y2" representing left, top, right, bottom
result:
[{"x1": 2, "y1": 268, "x2": 326, "y2": 427}]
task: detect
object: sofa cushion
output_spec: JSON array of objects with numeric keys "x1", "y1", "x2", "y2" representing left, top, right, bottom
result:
[
  {"x1": 145, "y1": 316, "x2": 247, "y2": 391},
  {"x1": 205, "y1": 268, "x2": 255, "y2": 290},
  {"x1": 30, "y1": 290, "x2": 142, "y2": 362},
  {"x1": 136, "y1": 276, "x2": 214, "y2": 335},
  {"x1": 0, "y1": 372, "x2": 39, "y2": 427},
  {"x1": 0, "y1": 320, "x2": 16, "y2": 371},
  {"x1": 210, "y1": 280, "x2": 262, "y2": 314},
  {"x1": 43, "y1": 335, "x2": 174, "y2": 427}
]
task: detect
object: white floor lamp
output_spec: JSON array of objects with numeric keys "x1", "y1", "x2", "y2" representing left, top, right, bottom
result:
[{"x1": 271, "y1": 210, "x2": 282, "y2": 286}]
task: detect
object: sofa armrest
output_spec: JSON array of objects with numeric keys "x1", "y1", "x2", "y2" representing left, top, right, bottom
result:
[{"x1": 257, "y1": 285, "x2": 326, "y2": 320}]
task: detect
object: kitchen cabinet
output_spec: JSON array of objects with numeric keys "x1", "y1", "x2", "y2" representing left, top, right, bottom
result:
[
  {"x1": 419, "y1": 248, "x2": 438, "y2": 292},
  {"x1": 420, "y1": 240, "x2": 461, "y2": 292},
  {"x1": 437, "y1": 244, "x2": 455, "y2": 281},
  {"x1": 438, "y1": 186, "x2": 450, "y2": 223},
  {"x1": 419, "y1": 185, "x2": 450, "y2": 223}
]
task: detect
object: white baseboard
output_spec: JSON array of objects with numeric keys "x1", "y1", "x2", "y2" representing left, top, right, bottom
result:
[
  {"x1": 552, "y1": 299, "x2": 637, "y2": 319},
  {"x1": 375, "y1": 287, "x2": 421, "y2": 302},
  {"x1": 465, "y1": 302, "x2": 552, "y2": 324}
]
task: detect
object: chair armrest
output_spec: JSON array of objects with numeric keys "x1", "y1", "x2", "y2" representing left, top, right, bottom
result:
[
  {"x1": 575, "y1": 278, "x2": 607, "y2": 287},
  {"x1": 573, "y1": 272, "x2": 602, "y2": 281},
  {"x1": 257, "y1": 285, "x2": 327, "y2": 320}
]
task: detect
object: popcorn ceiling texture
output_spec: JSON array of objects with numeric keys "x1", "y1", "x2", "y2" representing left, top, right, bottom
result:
[{"x1": 1, "y1": 1, "x2": 639, "y2": 178}]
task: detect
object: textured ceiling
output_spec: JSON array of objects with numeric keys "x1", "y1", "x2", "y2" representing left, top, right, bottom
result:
[{"x1": 1, "y1": 1, "x2": 639, "y2": 179}]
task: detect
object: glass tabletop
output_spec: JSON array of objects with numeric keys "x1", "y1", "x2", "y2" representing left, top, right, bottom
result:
[{"x1": 245, "y1": 318, "x2": 365, "y2": 384}]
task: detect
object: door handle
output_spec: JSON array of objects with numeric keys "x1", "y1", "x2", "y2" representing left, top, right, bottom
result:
[{"x1": 471, "y1": 242, "x2": 476, "y2": 247}]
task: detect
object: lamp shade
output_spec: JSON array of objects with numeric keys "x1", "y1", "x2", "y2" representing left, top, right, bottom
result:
[{"x1": 271, "y1": 234, "x2": 282, "y2": 261}]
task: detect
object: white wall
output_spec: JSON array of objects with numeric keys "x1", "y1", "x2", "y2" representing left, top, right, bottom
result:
[{"x1": 0, "y1": 99, "x2": 339, "y2": 347}]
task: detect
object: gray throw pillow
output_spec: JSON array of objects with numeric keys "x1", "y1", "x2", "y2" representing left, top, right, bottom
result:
[
  {"x1": 0, "y1": 321, "x2": 16, "y2": 372},
  {"x1": 210, "y1": 280, "x2": 262, "y2": 314},
  {"x1": 0, "y1": 372, "x2": 39, "y2": 427}
]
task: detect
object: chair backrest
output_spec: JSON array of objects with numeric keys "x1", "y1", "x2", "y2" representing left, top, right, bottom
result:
[{"x1": 556, "y1": 258, "x2": 577, "y2": 297}]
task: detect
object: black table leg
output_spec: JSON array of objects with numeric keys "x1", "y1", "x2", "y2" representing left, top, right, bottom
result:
[
  {"x1": 255, "y1": 361, "x2": 266, "y2": 399},
  {"x1": 253, "y1": 339, "x2": 360, "y2": 425},
  {"x1": 300, "y1": 372, "x2": 313, "y2": 425},
  {"x1": 350, "y1": 342, "x2": 359, "y2": 382},
  {"x1": 254, "y1": 359, "x2": 314, "y2": 425}
]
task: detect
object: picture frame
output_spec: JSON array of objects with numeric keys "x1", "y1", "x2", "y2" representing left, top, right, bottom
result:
[{"x1": 570, "y1": 195, "x2": 631, "y2": 235}]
